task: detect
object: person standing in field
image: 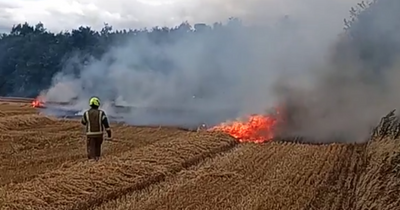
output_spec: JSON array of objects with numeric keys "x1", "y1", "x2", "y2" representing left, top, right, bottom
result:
[{"x1": 81, "y1": 97, "x2": 112, "y2": 161}]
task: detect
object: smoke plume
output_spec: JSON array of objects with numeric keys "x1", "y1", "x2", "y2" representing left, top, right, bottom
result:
[
  {"x1": 42, "y1": 0, "x2": 400, "y2": 143},
  {"x1": 273, "y1": 0, "x2": 400, "y2": 143}
]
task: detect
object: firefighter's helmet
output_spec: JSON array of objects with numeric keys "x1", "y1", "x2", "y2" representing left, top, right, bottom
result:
[{"x1": 89, "y1": 97, "x2": 100, "y2": 107}]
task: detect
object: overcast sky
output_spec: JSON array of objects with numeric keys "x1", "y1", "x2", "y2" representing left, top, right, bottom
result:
[{"x1": 0, "y1": 0, "x2": 360, "y2": 32}]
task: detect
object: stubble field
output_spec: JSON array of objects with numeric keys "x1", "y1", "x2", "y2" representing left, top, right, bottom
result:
[{"x1": 0, "y1": 100, "x2": 400, "y2": 210}]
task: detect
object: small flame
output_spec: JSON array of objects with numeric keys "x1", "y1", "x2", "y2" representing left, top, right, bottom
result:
[{"x1": 32, "y1": 98, "x2": 45, "y2": 108}]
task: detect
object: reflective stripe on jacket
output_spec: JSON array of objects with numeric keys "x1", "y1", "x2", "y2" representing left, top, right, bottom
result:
[{"x1": 81, "y1": 108, "x2": 110, "y2": 136}]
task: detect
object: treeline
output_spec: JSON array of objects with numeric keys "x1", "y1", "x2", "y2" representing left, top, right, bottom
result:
[{"x1": 0, "y1": 0, "x2": 398, "y2": 97}]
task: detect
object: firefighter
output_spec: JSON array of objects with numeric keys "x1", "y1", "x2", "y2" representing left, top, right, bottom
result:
[{"x1": 81, "y1": 97, "x2": 112, "y2": 161}]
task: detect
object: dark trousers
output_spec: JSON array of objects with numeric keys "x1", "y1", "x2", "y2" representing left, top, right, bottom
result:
[{"x1": 86, "y1": 135, "x2": 103, "y2": 160}]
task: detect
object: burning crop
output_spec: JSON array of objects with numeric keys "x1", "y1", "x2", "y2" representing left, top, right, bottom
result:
[
  {"x1": 31, "y1": 98, "x2": 45, "y2": 108},
  {"x1": 210, "y1": 108, "x2": 282, "y2": 143}
]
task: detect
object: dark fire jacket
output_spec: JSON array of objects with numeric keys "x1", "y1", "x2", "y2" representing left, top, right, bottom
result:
[{"x1": 81, "y1": 108, "x2": 110, "y2": 137}]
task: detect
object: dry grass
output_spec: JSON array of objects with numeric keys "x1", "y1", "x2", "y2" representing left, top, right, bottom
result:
[
  {"x1": 0, "y1": 132, "x2": 237, "y2": 210},
  {"x1": 354, "y1": 138, "x2": 400, "y2": 210},
  {"x1": 0, "y1": 103, "x2": 190, "y2": 186},
  {"x1": 0, "y1": 102, "x2": 37, "y2": 117},
  {"x1": 93, "y1": 142, "x2": 362, "y2": 210},
  {"x1": 0, "y1": 100, "x2": 399, "y2": 210}
]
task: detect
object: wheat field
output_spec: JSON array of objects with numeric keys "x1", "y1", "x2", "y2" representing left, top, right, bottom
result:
[{"x1": 0, "y1": 101, "x2": 399, "y2": 210}]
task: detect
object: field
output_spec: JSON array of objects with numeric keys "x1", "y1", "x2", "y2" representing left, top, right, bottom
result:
[{"x1": 1, "y1": 101, "x2": 400, "y2": 210}]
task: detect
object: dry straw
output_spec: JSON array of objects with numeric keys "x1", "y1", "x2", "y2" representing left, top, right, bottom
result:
[{"x1": 0, "y1": 132, "x2": 237, "y2": 210}]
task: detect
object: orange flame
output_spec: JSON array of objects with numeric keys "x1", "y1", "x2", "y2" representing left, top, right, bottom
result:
[
  {"x1": 31, "y1": 98, "x2": 45, "y2": 108},
  {"x1": 210, "y1": 114, "x2": 279, "y2": 143}
]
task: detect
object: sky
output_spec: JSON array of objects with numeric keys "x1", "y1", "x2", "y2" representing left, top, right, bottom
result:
[{"x1": 0, "y1": 0, "x2": 360, "y2": 31}]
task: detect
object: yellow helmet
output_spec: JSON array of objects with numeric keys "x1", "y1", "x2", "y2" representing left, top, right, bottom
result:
[{"x1": 89, "y1": 97, "x2": 100, "y2": 107}]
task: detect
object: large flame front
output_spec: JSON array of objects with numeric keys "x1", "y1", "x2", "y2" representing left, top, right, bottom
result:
[{"x1": 210, "y1": 114, "x2": 279, "y2": 143}]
